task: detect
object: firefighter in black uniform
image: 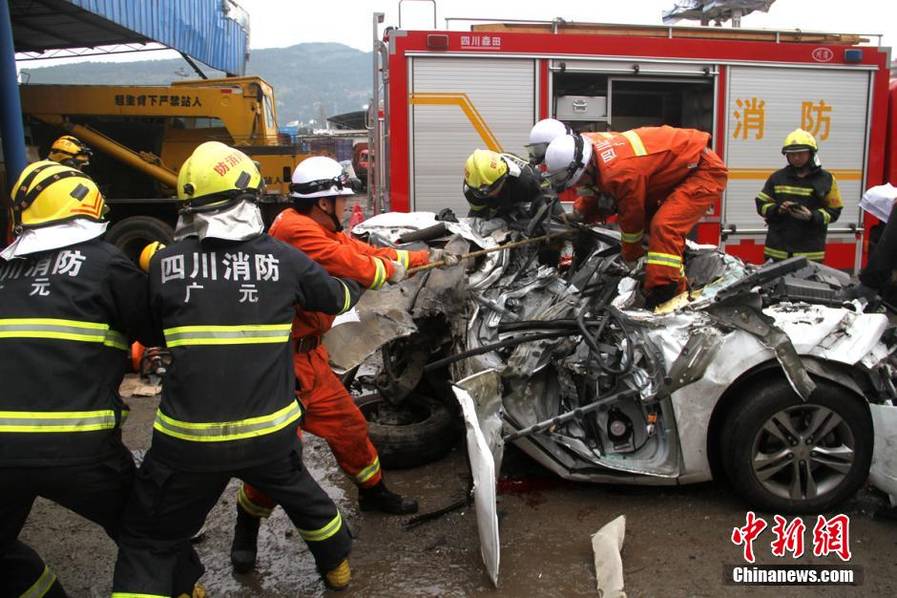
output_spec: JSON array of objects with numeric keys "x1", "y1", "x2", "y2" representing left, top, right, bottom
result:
[
  {"x1": 0, "y1": 161, "x2": 155, "y2": 597},
  {"x1": 111, "y1": 141, "x2": 363, "y2": 595},
  {"x1": 755, "y1": 128, "x2": 843, "y2": 262},
  {"x1": 47, "y1": 135, "x2": 93, "y2": 171},
  {"x1": 463, "y1": 149, "x2": 544, "y2": 219}
]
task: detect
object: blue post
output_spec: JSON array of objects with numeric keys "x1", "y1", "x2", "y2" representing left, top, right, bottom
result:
[{"x1": 0, "y1": 0, "x2": 26, "y2": 192}]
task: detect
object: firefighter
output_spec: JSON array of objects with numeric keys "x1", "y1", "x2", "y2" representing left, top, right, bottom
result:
[
  {"x1": 525, "y1": 118, "x2": 571, "y2": 165},
  {"x1": 229, "y1": 155, "x2": 430, "y2": 573},
  {"x1": 111, "y1": 142, "x2": 363, "y2": 594},
  {"x1": 755, "y1": 128, "x2": 842, "y2": 262},
  {"x1": 0, "y1": 162, "x2": 155, "y2": 597},
  {"x1": 47, "y1": 135, "x2": 93, "y2": 171},
  {"x1": 544, "y1": 126, "x2": 728, "y2": 309},
  {"x1": 463, "y1": 148, "x2": 543, "y2": 219}
]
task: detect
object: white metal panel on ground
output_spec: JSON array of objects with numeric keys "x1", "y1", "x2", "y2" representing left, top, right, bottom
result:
[
  {"x1": 723, "y1": 66, "x2": 870, "y2": 234},
  {"x1": 411, "y1": 57, "x2": 536, "y2": 213}
]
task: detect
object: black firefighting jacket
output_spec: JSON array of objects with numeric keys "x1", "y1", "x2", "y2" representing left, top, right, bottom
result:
[
  {"x1": 0, "y1": 239, "x2": 153, "y2": 467},
  {"x1": 465, "y1": 154, "x2": 544, "y2": 219},
  {"x1": 755, "y1": 165, "x2": 843, "y2": 261},
  {"x1": 147, "y1": 234, "x2": 362, "y2": 471}
]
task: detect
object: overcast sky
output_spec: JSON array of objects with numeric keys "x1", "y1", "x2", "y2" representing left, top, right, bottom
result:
[
  {"x1": 240, "y1": 0, "x2": 896, "y2": 52},
  {"x1": 16, "y1": 0, "x2": 897, "y2": 68}
]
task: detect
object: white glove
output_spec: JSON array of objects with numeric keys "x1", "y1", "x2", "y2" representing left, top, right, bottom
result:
[
  {"x1": 389, "y1": 260, "x2": 407, "y2": 283},
  {"x1": 430, "y1": 248, "x2": 461, "y2": 267}
]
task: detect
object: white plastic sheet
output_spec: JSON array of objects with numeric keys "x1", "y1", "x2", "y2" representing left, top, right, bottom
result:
[{"x1": 591, "y1": 515, "x2": 627, "y2": 598}]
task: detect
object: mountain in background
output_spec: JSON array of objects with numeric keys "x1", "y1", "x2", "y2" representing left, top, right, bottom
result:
[{"x1": 20, "y1": 43, "x2": 372, "y2": 126}]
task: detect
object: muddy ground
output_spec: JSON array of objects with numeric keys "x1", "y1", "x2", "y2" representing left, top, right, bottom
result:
[{"x1": 19, "y1": 379, "x2": 897, "y2": 597}]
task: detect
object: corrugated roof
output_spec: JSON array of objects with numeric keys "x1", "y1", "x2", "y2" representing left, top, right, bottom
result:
[{"x1": 10, "y1": 0, "x2": 249, "y2": 75}]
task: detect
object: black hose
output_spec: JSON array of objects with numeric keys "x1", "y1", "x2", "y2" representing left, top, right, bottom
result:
[
  {"x1": 576, "y1": 307, "x2": 633, "y2": 375},
  {"x1": 423, "y1": 330, "x2": 572, "y2": 372},
  {"x1": 497, "y1": 318, "x2": 605, "y2": 333},
  {"x1": 397, "y1": 222, "x2": 447, "y2": 243}
]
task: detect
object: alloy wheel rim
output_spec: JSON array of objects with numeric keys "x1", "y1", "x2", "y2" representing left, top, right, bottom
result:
[{"x1": 750, "y1": 403, "x2": 855, "y2": 501}]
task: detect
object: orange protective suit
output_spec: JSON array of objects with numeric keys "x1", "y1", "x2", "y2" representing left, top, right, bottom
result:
[
  {"x1": 240, "y1": 209, "x2": 429, "y2": 516},
  {"x1": 574, "y1": 126, "x2": 728, "y2": 291}
]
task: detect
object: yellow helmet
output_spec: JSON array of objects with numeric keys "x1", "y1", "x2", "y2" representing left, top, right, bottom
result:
[
  {"x1": 48, "y1": 135, "x2": 92, "y2": 169},
  {"x1": 138, "y1": 241, "x2": 165, "y2": 273},
  {"x1": 177, "y1": 141, "x2": 262, "y2": 213},
  {"x1": 463, "y1": 149, "x2": 509, "y2": 199},
  {"x1": 782, "y1": 129, "x2": 818, "y2": 154},
  {"x1": 10, "y1": 160, "x2": 107, "y2": 229}
]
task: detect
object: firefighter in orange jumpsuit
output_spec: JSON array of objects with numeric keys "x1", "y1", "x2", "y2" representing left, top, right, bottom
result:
[
  {"x1": 230, "y1": 156, "x2": 431, "y2": 573},
  {"x1": 544, "y1": 126, "x2": 728, "y2": 309}
]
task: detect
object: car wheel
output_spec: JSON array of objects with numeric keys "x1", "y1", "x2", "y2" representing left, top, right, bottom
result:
[
  {"x1": 721, "y1": 378, "x2": 872, "y2": 513},
  {"x1": 105, "y1": 216, "x2": 174, "y2": 264},
  {"x1": 355, "y1": 393, "x2": 457, "y2": 469}
]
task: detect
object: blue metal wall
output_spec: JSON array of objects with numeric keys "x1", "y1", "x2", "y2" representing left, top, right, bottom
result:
[{"x1": 70, "y1": 0, "x2": 249, "y2": 75}]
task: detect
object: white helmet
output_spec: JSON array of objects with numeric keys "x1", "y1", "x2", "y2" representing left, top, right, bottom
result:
[
  {"x1": 290, "y1": 156, "x2": 356, "y2": 201},
  {"x1": 525, "y1": 118, "x2": 570, "y2": 164},
  {"x1": 544, "y1": 134, "x2": 593, "y2": 190}
]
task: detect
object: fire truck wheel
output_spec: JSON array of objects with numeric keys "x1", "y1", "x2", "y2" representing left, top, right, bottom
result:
[
  {"x1": 355, "y1": 392, "x2": 457, "y2": 469},
  {"x1": 720, "y1": 377, "x2": 872, "y2": 514},
  {"x1": 105, "y1": 216, "x2": 174, "y2": 264}
]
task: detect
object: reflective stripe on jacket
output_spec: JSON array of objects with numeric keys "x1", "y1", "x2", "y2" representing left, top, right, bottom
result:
[
  {"x1": 0, "y1": 238, "x2": 151, "y2": 467},
  {"x1": 147, "y1": 234, "x2": 362, "y2": 471}
]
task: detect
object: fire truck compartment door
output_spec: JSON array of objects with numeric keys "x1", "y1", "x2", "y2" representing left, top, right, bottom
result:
[
  {"x1": 723, "y1": 66, "x2": 871, "y2": 242},
  {"x1": 410, "y1": 57, "x2": 536, "y2": 215}
]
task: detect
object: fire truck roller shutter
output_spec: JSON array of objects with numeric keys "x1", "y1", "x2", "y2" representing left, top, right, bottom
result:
[
  {"x1": 723, "y1": 66, "x2": 870, "y2": 262},
  {"x1": 410, "y1": 57, "x2": 536, "y2": 215}
]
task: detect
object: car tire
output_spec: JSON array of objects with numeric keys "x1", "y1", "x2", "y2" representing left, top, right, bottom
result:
[
  {"x1": 721, "y1": 377, "x2": 872, "y2": 513},
  {"x1": 105, "y1": 216, "x2": 174, "y2": 264},
  {"x1": 355, "y1": 393, "x2": 457, "y2": 469}
]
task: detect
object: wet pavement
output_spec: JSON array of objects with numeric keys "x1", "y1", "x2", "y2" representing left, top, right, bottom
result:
[{"x1": 19, "y1": 380, "x2": 897, "y2": 597}]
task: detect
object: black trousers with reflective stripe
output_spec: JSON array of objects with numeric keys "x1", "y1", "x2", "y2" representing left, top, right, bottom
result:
[
  {"x1": 112, "y1": 446, "x2": 351, "y2": 595},
  {"x1": 0, "y1": 442, "x2": 134, "y2": 598}
]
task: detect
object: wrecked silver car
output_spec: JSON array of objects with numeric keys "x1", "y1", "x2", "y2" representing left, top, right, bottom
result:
[{"x1": 329, "y1": 212, "x2": 897, "y2": 525}]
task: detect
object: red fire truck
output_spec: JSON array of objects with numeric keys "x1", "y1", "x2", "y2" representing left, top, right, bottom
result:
[{"x1": 370, "y1": 20, "x2": 895, "y2": 270}]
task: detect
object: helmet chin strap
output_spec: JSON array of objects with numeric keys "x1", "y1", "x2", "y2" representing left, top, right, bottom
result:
[{"x1": 317, "y1": 198, "x2": 343, "y2": 232}]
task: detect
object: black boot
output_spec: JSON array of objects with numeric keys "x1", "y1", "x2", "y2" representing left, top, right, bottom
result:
[
  {"x1": 358, "y1": 481, "x2": 418, "y2": 515},
  {"x1": 230, "y1": 504, "x2": 261, "y2": 573}
]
